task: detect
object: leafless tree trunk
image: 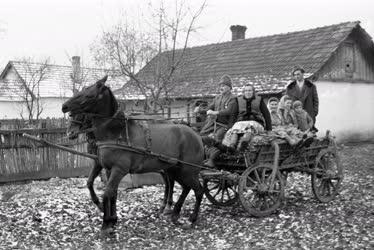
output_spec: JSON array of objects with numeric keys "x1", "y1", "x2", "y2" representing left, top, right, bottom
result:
[
  {"x1": 91, "y1": 0, "x2": 207, "y2": 113},
  {"x1": 15, "y1": 57, "x2": 51, "y2": 124}
]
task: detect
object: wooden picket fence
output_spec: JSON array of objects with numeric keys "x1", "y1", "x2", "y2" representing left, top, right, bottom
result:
[
  {"x1": 0, "y1": 127, "x2": 92, "y2": 183},
  {"x1": 0, "y1": 118, "x2": 163, "y2": 186},
  {"x1": 0, "y1": 117, "x2": 69, "y2": 130}
]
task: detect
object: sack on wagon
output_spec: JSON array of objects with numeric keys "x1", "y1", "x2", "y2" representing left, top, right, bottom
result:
[
  {"x1": 222, "y1": 121, "x2": 264, "y2": 149},
  {"x1": 248, "y1": 125, "x2": 315, "y2": 149}
]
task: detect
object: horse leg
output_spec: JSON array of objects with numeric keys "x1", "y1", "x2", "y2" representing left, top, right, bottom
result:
[
  {"x1": 99, "y1": 168, "x2": 109, "y2": 185},
  {"x1": 159, "y1": 171, "x2": 169, "y2": 214},
  {"x1": 171, "y1": 185, "x2": 190, "y2": 224},
  {"x1": 159, "y1": 171, "x2": 175, "y2": 215},
  {"x1": 102, "y1": 167, "x2": 125, "y2": 233},
  {"x1": 87, "y1": 161, "x2": 104, "y2": 212},
  {"x1": 188, "y1": 176, "x2": 204, "y2": 224},
  {"x1": 165, "y1": 176, "x2": 175, "y2": 215}
]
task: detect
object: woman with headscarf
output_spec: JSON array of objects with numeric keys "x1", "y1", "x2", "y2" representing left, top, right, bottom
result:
[
  {"x1": 236, "y1": 84, "x2": 272, "y2": 131},
  {"x1": 221, "y1": 84, "x2": 271, "y2": 150},
  {"x1": 278, "y1": 95, "x2": 297, "y2": 126}
]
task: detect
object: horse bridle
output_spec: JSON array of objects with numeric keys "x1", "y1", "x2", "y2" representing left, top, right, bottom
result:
[{"x1": 69, "y1": 110, "x2": 132, "y2": 145}]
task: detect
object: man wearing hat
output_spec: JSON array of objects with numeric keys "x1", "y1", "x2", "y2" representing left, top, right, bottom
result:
[
  {"x1": 195, "y1": 74, "x2": 238, "y2": 167},
  {"x1": 286, "y1": 66, "x2": 319, "y2": 131}
]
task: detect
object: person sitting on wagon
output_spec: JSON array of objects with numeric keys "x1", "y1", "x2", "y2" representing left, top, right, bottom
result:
[
  {"x1": 194, "y1": 74, "x2": 238, "y2": 167},
  {"x1": 278, "y1": 95, "x2": 297, "y2": 126},
  {"x1": 236, "y1": 84, "x2": 272, "y2": 130},
  {"x1": 267, "y1": 97, "x2": 282, "y2": 127},
  {"x1": 292, "y1": 100, "x2": 314, "y2": 132},
  {"x1": 222, "y1": 84, "x2": 272, "y2": 150}
]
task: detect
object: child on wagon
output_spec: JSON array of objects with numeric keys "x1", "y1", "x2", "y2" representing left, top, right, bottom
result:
[
  {"x1": 292, "y1": 100, "x2": 314, "y2": 131},
  {"x1": 278, "y1": 95, "x2": 296, "y2": 126}
]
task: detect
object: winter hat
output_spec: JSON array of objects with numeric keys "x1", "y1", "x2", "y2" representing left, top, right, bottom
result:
[
  {"x1": 293, "y1": 100, "x2": 303, "y2": 109},
  {"x1": 219, "y1": 75, "x2": 232, "y2": 89},
  {"x1": 268, "y1": 97, "x2": 279, "y2": 104}
]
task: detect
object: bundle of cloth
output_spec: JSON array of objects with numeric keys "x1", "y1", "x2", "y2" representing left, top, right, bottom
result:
[
  {"x1": 222, "y1": 121, "x2": 264, "y2": 149},
  {"x1": 222, "y1": 121, "x2": 315, "y2": 151}
]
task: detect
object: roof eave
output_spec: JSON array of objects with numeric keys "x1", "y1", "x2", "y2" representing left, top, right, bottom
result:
[{"x1": 0, "y1": 61, "x2": 13, "y2": 79}]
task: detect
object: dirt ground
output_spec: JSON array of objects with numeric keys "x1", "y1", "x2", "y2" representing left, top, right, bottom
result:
[{"x1": 0, "y1": 143, "x2": 373, "y2": 249}]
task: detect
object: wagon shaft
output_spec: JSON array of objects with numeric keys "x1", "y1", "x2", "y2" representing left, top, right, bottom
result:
[{"x1": 22, "y1": 133, "x2": 98, "y2": 160}]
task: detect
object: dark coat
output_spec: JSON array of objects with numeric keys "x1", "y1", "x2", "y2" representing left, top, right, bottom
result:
[
  {"x1": 285, "y1": 79, "x2": 319, "y2": 122},
  {"x1": 204, "y1": 92, "x2": 238, "y2": 127},
  {"x1": 199, "y1": 92, "x2": 238, "y2": 137},
  {"x1": 237, "y1": 95, "x2": 272, "y2": 131}
]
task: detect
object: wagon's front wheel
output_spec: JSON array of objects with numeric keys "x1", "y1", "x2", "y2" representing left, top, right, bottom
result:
[
  {"x1": 312, "y1": 148, "x2": 343, "y2": 202},
  {"x1": 203, "y1": 176, "x2": 238, "y2": 207},
  {"x1": 238, "y1": 164, "x2": 284, "y2": 217}
]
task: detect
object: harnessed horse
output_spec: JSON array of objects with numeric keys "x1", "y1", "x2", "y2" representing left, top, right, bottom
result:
[
  {"x1": 67, "y1": 113, "x2": 176, "y2": 215},
  {"x1": 62, "y1": 76, "x2": 205, "y2": 234}
]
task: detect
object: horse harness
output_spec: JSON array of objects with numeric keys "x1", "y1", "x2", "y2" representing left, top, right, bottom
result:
[{"x1": 74, "y1": 110, "x2": 215, "y2": 171}]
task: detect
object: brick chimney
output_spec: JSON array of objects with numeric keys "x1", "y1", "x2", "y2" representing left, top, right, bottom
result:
[
  {"x1": 71, "y1": 56, "x2": 81, "y2": 84},
  {"x1": 230, "y1": 25, "x2": 247, "y2": 41}
]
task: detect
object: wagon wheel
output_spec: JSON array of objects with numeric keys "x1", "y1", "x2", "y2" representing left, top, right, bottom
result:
[
  {"x1": 238, "y1": 164, "x2": 284, "y2": 217},
  {"x1": 312, "y1": 148, "x2": 343, "y2": 202},
  {"x1": 203, "y1": 176, "x2": 239, "y2": 207}
]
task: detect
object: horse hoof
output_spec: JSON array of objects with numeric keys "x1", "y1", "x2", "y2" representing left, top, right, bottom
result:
[
  {"x1": 158, "y1": 212, "x2": 170, "y2": 220},
  {"x1": 181, "y1": 223, "x2": 194, "y2": 230},
  {"x1": 101, "y1": 227, "x2": 115, "y2": 237},
  {"x1": 171, "y1": 217, "x2": 182, "y2": 226},
  {"x1": 163, "y1": 208, "x2": 173, "y2": 216}
]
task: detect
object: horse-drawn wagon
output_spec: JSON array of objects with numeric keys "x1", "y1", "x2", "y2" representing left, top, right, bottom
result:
[
  {"x1": 24, "y1": 125, "x2": 343, "y2": 220},
  {"x1": 201, "y1": 131, "x2": 343, "y2": 217},
  {"x1": 23, "y1": 76, "x2": 344, "y2": 233}
]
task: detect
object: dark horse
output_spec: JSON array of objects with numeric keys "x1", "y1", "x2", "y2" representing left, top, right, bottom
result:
[
  {"x1": 67, "y1": 112, "x2": 176, "y2": 215},
  {"x1": 62, "y1": 76, "x2": 205, "y2": 234}
]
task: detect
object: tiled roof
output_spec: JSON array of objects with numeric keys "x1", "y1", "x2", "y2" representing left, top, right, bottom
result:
[
  {"x1": 0, "y1": 61, "x2": 126, "y2": 99},
  {"x1": 116, "y1": 21, "x2": 364, "y2": 99}
]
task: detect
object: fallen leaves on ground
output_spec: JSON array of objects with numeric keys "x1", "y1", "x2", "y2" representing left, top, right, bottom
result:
[{"x1": 0, "y1": 143, "x2": 373, "y2": 249}]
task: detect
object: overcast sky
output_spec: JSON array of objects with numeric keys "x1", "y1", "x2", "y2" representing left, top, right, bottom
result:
[{"x1": 0, "y1": 0, "x2": 373, "y2": 68}]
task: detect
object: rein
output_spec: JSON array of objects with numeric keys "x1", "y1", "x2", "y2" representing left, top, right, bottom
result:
[
  {"x1": 71, "y1": 112, "x2": 218, "y2": 172},
  {"x1": 70, "y1": 110, "x2": 185, "y2": 152},
  {"x1": 71, "y1": 110, "x2": 132, "y2": 145}
]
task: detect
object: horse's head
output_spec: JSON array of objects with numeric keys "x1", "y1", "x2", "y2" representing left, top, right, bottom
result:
[
  {"x1": 67, "y1": 113, "x2": 92, "y2": 140},
  {"x1": 62, "y1": 75, "x2": 118, "y2": 117}
]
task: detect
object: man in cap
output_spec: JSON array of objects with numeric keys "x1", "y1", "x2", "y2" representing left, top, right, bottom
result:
[
  {"x1": 195, "y1": 74, "x2": 238, "y2": 167},
  {"x1": 286, "y1": 66, "x2": 319, "y2": 131}
]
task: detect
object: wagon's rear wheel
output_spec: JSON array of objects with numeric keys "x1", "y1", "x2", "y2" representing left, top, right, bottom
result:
[
  {"x1": 312, "y1": 148, "x2": 343, "y2": 202},
  {"x1": 203, "y1": 176, "x2": 238, "y2": 207},
  {"x1": 238, "y1": 164, "x2": 284, "y2": 217}
]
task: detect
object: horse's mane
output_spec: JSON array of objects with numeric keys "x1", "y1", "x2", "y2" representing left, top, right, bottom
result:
[{"x1": 105, "y1": 86, "x2": 119, "y2": 116}]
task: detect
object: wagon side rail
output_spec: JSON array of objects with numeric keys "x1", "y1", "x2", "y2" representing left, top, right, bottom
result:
[{"x1": 247, "y1": 133, "x2": 335, "y2": 173}]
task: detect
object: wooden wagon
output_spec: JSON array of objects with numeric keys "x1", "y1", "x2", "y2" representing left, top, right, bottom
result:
[{"x1": 201, "y1": 131, "x2": 343, "y2": 217}]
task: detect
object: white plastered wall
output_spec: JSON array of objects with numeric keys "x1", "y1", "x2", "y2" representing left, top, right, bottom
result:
[
  {"x1": 0, "y1": 97, "x2": 68, "y2": 119},
  {"x1": 315, "y1": 81, "x2": 374, "y2": 142}
]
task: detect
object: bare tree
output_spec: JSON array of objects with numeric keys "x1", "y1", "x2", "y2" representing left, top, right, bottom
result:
[
  {"x1": 15, "y1": 57, "x2": 51, "y2": 123},
  {"x1": 91, "y1": 0, "x2": 207, "y2": 112}
]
